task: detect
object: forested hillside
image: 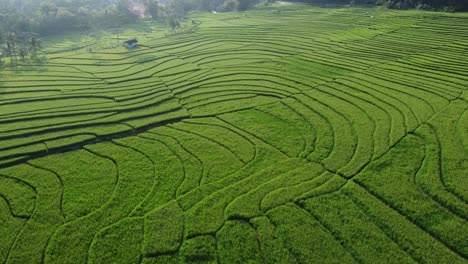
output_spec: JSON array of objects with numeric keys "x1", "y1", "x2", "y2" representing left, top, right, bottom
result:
[
  {"x1": 294, "y1": 0, "x2": 468, "y2": 11},
  {"x1": 0, "y1": 0, "x2": 467, "y2": 43}
]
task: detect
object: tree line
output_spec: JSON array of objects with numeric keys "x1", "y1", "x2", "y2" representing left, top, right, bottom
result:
[
  {"x1": 378, "y1": 0, "x2": 468, "y2": 11},
  {"x1": 1, "y1": 0, "x2": 466, "y2": 65},
  {"x1": 0, "y1": 31, "x2": 42, "y2": 65},
  {"x1": 0, "y1": 0, "x2": 261, "y2": 65},
  {"x1": 0, "y1": 0, "x2": 140, "y2": 37},
  {"x1": 0, "y1": 0, "x2": 137, "y2": 65},
  {"x1": 285, "y1": 0, "x2": 468, "y2": 11},
  {"x1": 0, "y1": 0, "x2": 258, "y2": 38}
]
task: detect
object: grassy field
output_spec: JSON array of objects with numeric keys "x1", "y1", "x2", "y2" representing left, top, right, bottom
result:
[{"x1": 0, "y1": 4, "x2": 467, "y2": 263}]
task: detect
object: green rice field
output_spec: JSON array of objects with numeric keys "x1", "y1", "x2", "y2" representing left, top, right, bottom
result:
[{"x1": 0, "y1": 5, "x2": 467, "y2": 263}]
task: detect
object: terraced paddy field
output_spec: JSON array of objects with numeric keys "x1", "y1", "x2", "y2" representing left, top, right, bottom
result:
[{"x1": 1, "y1": 5, "x2": 468, "y2": 263}]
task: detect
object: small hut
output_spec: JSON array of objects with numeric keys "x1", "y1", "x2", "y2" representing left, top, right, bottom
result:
[{"x1": 124, "y1": 38, "x2": 138, "y2": 49}]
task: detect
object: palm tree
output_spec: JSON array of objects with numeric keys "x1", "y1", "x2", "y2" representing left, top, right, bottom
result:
[
  {"x1": 0, "y1": 32, "x2": 4, "y2": 65},
  {"x1": 5, "y1": 32, "x2": 17, "y2": 64},
  {"x1": 30, "y1": 34, "x2": 41, "y2": 60},
  {"x1": 19, "y1": 47, "x2": 28, "y2": 62}
]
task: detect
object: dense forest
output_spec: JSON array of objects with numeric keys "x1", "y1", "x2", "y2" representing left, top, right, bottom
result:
[
  {"x1": 0, "y1": 0, "x2": 186, "y2": 64},
  {"x1": 378, "y1": 0, "x2": 468, "y2": 11},
  {"x1": 298, "y1": 0, "x2": 468, "y2": 10},
  {"x1": 0, "y1": 0, "x2": 261, "y2": 36}
]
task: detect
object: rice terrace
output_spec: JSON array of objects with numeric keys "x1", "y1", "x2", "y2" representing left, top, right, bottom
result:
[{"x1": 0, "y1": 0, "x2": 467, "y2": 263}]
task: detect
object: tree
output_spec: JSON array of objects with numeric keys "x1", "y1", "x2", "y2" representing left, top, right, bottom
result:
[
  {"x1": 145, "y1": 0, "x2": 159, "y2": 20},
  {"x1": 107, "y1": 0, "x2": 140, "y2": 46},
  {"x1": 223, "y1": 0, "x2": 238, "y2": 11},
  {"x1": 18, "y1": 46, "x2": 28, "y2": 61},
  {"x1": 237, "y1": 0, "x2": 252, "y2": 11},
  {"x1": 79, "y1": 20, "x2": 92, "y2": 40},
  {"x1": 29, "y1": 33, "x2": 41, "y2": 60},
  {"x1": 0, "y1": 31, "x2": 4, "y2": 65},
  {"x1": 117, "y1": 0, "x2": 138, "y2": 20},
  {"x1": 5, "y1": 32, "x2": 17, "y2": 64},
  {"x1": 40, "y1": 2, "x2": 58, "y2": 18},
  {"x1": 168, "y1": 15, "x2": 180, "y2": 32},
  {"x1": 113, "y1": 11, "x2": 129, "y2": 46},
  {"x1": 168, "y1": 0, "x2": 188, "y2": 19}
]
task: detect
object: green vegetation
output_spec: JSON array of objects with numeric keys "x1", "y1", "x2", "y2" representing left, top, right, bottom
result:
[{"x1": 0, "y1": 4, "x2": 467, "y2": 264}]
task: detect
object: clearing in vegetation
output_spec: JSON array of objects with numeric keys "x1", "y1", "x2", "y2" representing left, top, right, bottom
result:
[{"x1": 0, "y1": 5, "x2": 467, "y2": 264}]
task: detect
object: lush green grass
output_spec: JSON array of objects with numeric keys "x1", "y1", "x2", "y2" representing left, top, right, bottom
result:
[{"x1": 0, "y1": 4, "x2": 467, "y2": 263}]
